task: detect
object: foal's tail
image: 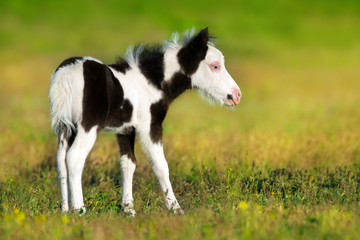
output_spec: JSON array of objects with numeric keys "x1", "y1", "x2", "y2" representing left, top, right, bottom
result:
[{"x1": 49, "y1": 67, "x2": 80, "y2": 140}]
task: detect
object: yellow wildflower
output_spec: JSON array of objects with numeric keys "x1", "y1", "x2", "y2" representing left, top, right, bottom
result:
[
  {"x1": 13, "y1": 207, "x2": 20, "y2": 215},
  {"x1": 238, "y1": 201, "x2": 248, "y2": 210},
  {"x1": 62, "y1": 215, "x2": 70, "y2": 225},
  {"x1": 15, "y1": 211, "x2": 26, "y2": 225},
  {"x1": 34, "y1": 215, "x2": 47, "y2": 222}
]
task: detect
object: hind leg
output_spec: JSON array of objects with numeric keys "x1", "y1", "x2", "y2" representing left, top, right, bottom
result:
[
  {"x1": 66, "y1": 126, "x2": 97, "y2": 212},
  {"x1": 57, "y1": 133, "x2": 70, "y2": 212},
  {"x1": 117, "y1": 131, "x2": 136, "y2": 216}
]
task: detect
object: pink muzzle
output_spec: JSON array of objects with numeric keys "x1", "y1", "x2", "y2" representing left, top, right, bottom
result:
[{"x1": 227, "y1": 88, "x2": 242, "y2": 106}]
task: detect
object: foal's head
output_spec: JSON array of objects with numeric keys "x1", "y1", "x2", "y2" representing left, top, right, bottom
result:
[{"x1": 179, "y1": 28, "x2": 242, "y2": 106}]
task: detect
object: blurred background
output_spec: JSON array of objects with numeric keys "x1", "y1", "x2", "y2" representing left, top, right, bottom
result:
[{"x1": 0, "y1": 0, "x2": 359, "y2": 181}]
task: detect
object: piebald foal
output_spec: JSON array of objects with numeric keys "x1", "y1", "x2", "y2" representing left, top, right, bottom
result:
[{"x1": 49, "y1": 28, "x2": 241, "y2": 216}]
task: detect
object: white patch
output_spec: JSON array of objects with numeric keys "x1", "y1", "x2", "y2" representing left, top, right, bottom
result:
[{"x1": 163, "y1": 48, "x2": 181, "y2": 81}]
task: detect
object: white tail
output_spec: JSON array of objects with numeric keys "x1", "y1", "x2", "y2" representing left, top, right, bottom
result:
[{"x1": 49, "y1": 66, "x2": 83, "y2": 139}]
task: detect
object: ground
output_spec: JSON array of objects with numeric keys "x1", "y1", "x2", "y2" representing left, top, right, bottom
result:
[{"x1": 0, "y1": 0, "x2": 360, "y2": 239}]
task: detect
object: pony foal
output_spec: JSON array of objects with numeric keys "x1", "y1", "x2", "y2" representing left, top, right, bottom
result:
[{"x1": 49, "y1": 28, "x2": 242, "y2": 216}]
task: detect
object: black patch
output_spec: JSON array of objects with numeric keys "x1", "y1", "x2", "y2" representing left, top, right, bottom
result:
[
  {"x1": 177, "y1": 28, "x2": 209, "y2": 75},
  {"x1": 136, "y1": 44, "x2": 165, "y2": 89},
  {"x1": 67, "y1": 127, "x2": 77, "y2": 150},
  {"x1": 82, "y1": 60, "x2": 111, "y2": 131},
  {"x1": 149, "y1": 99, "x2": 169, "y2": 143},
  {"x1": 105, "y1": 99, "x2": 133, "y2": 127},
  {"x1": 104, "y1": 66, "x2": 133, "y2": 127},
  {"x1": 55, "y1": 57, "x2": 83, "y2": 72},
  {"x1": 163, "y1": 72, "x2": 192, "y2": 101},
  {"x1": 116, "y1": 129, "x2": 136, "y2": 163},
  {"x1": 108, "y1": 57, "x2": 131, "y2": 74},
  {"x1": 82, "y1": 60, "x2": 133, "y2": 132},
  {"x1": 58, "y1": 124, "x2": 77, "y2": 150}
]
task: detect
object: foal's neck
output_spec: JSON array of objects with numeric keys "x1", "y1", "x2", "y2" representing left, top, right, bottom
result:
[{"x1": 160, "y1": 47, "x2": 192, "y2": 103}]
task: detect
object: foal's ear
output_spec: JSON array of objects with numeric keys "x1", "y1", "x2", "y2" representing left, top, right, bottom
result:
[
  {"x1": 192, "y1": 28, "x2": 209, "y2": 46},
  {"x1": 198, "y1": 27, "x2": 209, "y2": 44},
  {"x1": 188, "y1": 27, "x2": 209, "y2": 50}
]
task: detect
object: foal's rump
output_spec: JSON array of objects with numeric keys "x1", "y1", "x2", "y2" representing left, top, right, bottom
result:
[
  {"x1": 49, "y1": 56, "x2": 131, "y2": 140},
  {"x1": 49, "y1": 57, "x2": 87, "y2": 139}
]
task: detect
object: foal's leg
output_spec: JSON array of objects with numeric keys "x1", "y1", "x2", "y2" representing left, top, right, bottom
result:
[
  {"x1": 66, "y1": 126, "x2": 97, "y2": 212},
  {"x1": 138, "y1": 131, "x2": 183, "y2": 214},
  {"x1": 57, "y1": 132, "x2": 70, "y2": 212},
  {"x1": 116, "y1": 131, "x2": 136, "y2": 216}
]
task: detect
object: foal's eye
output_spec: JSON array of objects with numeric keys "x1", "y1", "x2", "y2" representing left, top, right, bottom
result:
[{"x1": 211, "y1": 62, "x2": 221, "y2": 72}]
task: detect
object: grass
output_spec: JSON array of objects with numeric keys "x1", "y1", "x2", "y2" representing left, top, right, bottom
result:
[
  {"x1": 1, "y1": 0, "x2": 360, "y2": 239},
  {"x1": 1, "y1": 163, "x2": 360, "y2": 239}
]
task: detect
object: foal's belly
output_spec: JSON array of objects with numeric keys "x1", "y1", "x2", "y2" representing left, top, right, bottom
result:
[{"x1": 103, "y1": 124, "x2": 135, "y2": 135}]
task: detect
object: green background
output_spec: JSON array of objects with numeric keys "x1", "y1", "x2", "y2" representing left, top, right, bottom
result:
[{"x1": 1, "y1": 0, "x2": 359, "y2": 239}]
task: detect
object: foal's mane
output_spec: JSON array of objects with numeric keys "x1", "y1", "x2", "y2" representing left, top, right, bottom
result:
[{"x1": 115, "y1": 28, "x2": 216, "y2": 68}]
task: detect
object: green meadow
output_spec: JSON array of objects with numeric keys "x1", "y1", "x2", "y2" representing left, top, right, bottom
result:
[{"x1": 1, "y1": 0, "x2": 360, "y2": 239}]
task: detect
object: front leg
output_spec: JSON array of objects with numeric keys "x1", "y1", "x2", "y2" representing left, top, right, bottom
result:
[{"x1": 138, "y1": 129, "x2": 184, "y2": 214}]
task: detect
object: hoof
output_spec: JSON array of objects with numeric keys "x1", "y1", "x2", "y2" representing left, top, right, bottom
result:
[
  {"x1": 61, "y1": 203, "x2": 69, "y2": 213},
  {"x1": 61, "y1": 208, "x2": 69, "y2": 213},
  {"x1": 172, "y1": 207, "x2": 184, "y2": 215},
  {"x1": 74, "y1": 207, "x2": 86, "y2": 215},
  {"x1": 124, "y1": 208, "x2": 136, "y2": 217}
]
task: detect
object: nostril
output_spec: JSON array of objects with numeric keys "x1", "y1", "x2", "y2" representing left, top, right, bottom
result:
[{"x1": 227, "y1": 94, "x2": 233, "y2": 100}]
